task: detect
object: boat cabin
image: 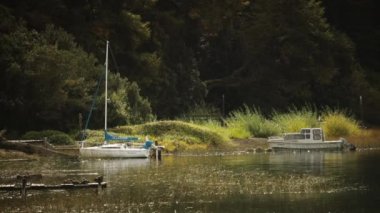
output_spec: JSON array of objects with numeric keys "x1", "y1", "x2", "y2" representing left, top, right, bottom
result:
[{"x1": 283, "y1": 128, "x2": 325, "y2": 143}]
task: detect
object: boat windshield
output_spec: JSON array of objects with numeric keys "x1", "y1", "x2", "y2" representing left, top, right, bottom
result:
[
  {"x1": 313, "y1": 129, "x2": 322, "y2": 140},
  {"x1": 284, "y1": 134, "x2": 305, "y2": 140}
]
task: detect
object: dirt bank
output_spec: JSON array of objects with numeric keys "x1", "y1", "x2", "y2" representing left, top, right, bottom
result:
[
  {"x1": 0, "y1": 140, "x2": 77, "y2": 158},
  {"x1": 230, "y1": 138, "x2": 269, "y2": 151}
]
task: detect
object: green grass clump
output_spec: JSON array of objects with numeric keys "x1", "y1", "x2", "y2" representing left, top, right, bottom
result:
[
  {"x1": 322, "y1": 109, "x2": 360, "y2": 139},
  {"x1": 110, "y1": 120, "x2": 229, "y2": 152},
  {"x1": 272, "y1": 106, "x2": 319, "y2": 133},
  {"x1": 194, "y1": 120, "x2": 230, "y2": 139},
  {"x1": 82, "y1": 130, "x2": 104, "y2": 145},
  {"x1": 225, "y1": 106, "x2": 280, "y2": 138}
]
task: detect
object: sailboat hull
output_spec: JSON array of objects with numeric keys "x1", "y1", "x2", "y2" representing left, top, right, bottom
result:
[{"x1": 80, "y1": 147, "x2": 149, "y2": 158}]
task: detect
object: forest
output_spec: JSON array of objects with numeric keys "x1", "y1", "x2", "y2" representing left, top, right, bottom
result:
[{"x1": 0, "y1": 0, "x2": 379, "y2": 135}]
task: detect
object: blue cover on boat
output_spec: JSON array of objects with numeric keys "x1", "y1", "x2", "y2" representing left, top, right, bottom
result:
[
  {"x1": 104, "y1": 131, "x2": 139, "y2": 142},
  {"x1": 143, "y1": 141, "x2": 153, "y2": 149}
]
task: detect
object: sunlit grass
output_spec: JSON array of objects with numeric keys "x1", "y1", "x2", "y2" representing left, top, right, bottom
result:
[
  {"x1": 111, "y1": 120, "x2": 231, "y2": 152},
  {"x1": 83, "y1": 106, "x2": 368, "y2": 153},
  {"x1": 321, "y1": 109, "x2": 360, "y2": 139},
  {"x1": 225, "y1": 106, "x2": 280, "y2": 138},
  {"x1": 272, "y1": 106, "x2": 319, "y2": 133},
  {"x1": 192, "y1": 120, "x2": 231, "y2": 139}
]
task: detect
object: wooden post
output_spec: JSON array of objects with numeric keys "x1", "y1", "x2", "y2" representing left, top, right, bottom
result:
[
  {"x1": 95, "y1": 176, "x2": 103, "y2": 195},
  {"x1": 20, "y1": 176, "x2": 27, "y2": 200},
  {"x1": 157, "y1": 147, "x2": 162, "y2": 161},
  {"x1": 154, "y1": 141, "x2": 162, "y2": 161},
  {"x1": 155, "y1": 148, "x2": 159, "y2": 161},
  {"x1": 44, "y1": 137, "x2": 48, "y2": 148}
]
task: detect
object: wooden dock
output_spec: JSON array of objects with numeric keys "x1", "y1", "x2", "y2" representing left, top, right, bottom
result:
[{"x1": 0, "y1": 182, "x2": 107, "y2": 191}]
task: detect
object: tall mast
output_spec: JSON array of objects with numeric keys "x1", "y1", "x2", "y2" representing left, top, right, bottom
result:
[{"x1": 104, "y1": 41, "x2": 109, "y2": 135}]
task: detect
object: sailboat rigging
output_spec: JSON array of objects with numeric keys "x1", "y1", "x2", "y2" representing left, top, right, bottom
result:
[{"x1": 80, "y1": 41, "x2": 153, "y2": 158}]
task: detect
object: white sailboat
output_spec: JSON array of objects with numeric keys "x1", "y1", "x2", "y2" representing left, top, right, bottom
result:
[{"x1": 80, "y1": 41, "x2": 152, "y2": 158}]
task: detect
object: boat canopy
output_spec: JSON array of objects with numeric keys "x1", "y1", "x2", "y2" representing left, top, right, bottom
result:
[{"x1": 104, "y1": 131, "x2": 139, "y2": 142}]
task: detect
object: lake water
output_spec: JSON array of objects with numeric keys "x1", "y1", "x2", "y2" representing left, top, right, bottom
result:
[{"x1": 1, "y1": 150, "x2": 380, "y2": 212}]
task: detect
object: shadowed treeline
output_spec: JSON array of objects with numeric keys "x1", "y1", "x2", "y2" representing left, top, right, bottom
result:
[{"x1": 0, "y1": 0, "x2": 379, "y2": 135}]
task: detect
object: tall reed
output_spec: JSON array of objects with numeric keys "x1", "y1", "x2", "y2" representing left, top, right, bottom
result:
[
  {"x1": 225, "y1": 106, "x2": 280, "y2": 138},
  {"x1": 271, "y1": 106, "x2": 319, "y2": 133},
  {"x1": 321, "y1": 108, "x2": 360, "y2": 139}
]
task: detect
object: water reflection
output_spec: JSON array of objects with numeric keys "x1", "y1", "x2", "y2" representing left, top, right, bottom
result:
[
  {"x1": 81, "y1": 158, "x2": 150, "y2": 176},
  {"x1": 268, "y1": 151, "x2": 344, "y2": 175},
  {"x1": 0, "y1": 151, "x2": 379, "y2": 212}
]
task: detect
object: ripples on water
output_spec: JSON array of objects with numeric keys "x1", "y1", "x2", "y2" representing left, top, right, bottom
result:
[{"x1": 0, "y1": 151, "x2": 379, "y2": 212}]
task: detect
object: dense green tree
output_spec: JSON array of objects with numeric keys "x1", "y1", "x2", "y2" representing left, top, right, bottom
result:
[
  {"x1": 199, "y1": 0, "x2": 374, "y2": 117},
  {"x1": 0, "y1": 21, "x2": 153, "y2": 133},
  {"x1": 0, "y1": 24, "x2": 98, "y2": 131},
  {"x1": 89, "y1": 72, "x2": 155, "y2": 129},
  {"x1": 321, "y1": 0, "x2": 380, "y2": 123},
  {"x1": 0, "y1": 0, "x2": 379, "y2": 126}
]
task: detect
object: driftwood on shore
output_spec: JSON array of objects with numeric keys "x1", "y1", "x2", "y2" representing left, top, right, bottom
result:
[
  {"x1": 0, "y1": 139, "x2": 77, "y2": 158},
  {"x1": 0, "y1": 174, "x2": 107, "y2": 198}
]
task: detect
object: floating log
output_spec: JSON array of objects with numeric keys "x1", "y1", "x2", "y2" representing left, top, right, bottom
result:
[{"x1": 0, "y1": 182, "x2": 107, "y2": 191}]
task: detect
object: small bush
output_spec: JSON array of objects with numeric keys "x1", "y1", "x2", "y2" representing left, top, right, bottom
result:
[
  {"x1": 272, "y1": 106, "x2": 319, "y2": 133},
  {"x1": 226, "y1": 106, "x2": 280, "y2": 138},
  {"x1": 22, "y1": 130, "x2": 63, "y2": 140},
  {"x1": 49, "y1": 134, "x2": 75, "y2": 145},
  {"x1": 22, "y1": 130, "x2": 74, "y2": 145},
  {"x1": 322, "y1": 109, "x2": 360, "y2": 138}
]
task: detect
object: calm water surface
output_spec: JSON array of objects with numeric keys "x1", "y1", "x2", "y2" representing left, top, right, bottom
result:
[{"x1": 1, "y1": 150, "x2": 380, "y2": 212}]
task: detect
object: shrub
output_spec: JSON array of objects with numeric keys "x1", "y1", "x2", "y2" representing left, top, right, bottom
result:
[
  {"x1": 322, "y1": 109, "x2": 360, "y2": 138},
  {"x1": 225, "y1": 106, "x2": 280, "y2": 138},
  {"x1": 271, "y1": 106, "x2": 319, "y2": 133},
  {"x1": 22, "y1": 130, "x2": 63, "y2": 140},
  {"x1": 49, "y1": 134, "x2": 75, "y2": 145},
  {"x1": 22, "y1": 130, "x2": 74, "y2": 145}
]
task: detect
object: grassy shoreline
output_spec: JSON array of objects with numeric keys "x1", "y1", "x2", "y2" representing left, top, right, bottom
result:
[{"x1": 2, "y1": 107, "x2": 378, "y2": 156}]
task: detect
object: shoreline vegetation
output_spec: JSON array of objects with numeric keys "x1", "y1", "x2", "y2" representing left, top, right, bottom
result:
[{"x1": 1, "y1": 107, "x2": 379, "y2": 158}]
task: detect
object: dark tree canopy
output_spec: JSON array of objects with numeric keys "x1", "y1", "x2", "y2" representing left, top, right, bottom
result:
[{"x1": 0, "y1": 0, "x2": 379, "y2": 134}]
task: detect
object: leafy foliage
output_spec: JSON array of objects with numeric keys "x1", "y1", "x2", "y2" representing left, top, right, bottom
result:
[
  {"x1": 0, "y1": 0, "x2": 379, "y2": 136},
  {"x1": 22, "y1": 130, "x2": 74, "y2": 145},
  {"x1": 0, "y1": 20, "x2": 153, "y2": 132}
]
